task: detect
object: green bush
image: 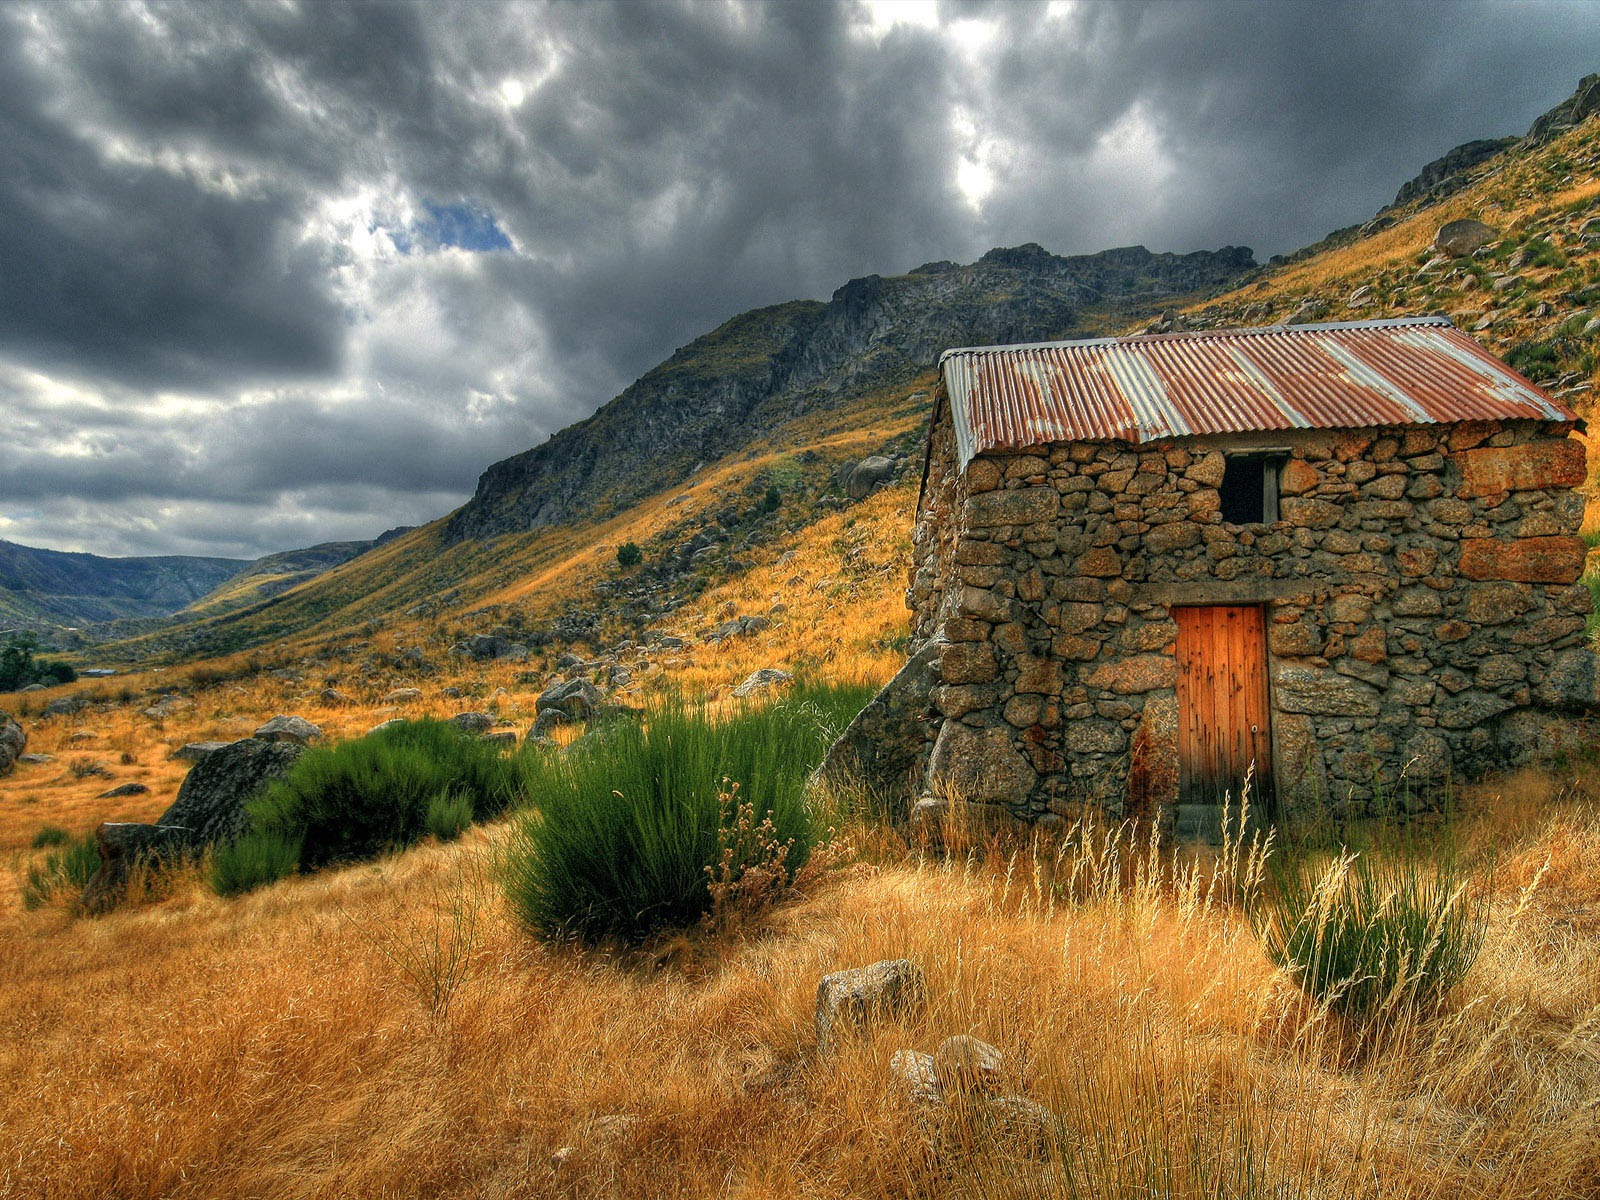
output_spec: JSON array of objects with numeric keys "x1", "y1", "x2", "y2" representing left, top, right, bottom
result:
[
  {"x1": 247, "y1": 719, "x2": 516, "y2": 872},
  {"x1": 23, "y1": 831, "x2": 101, "y2": 910},
  {"x1": 209, "y1": 829, "x2": 303, "y2": 897},
  {"x1": 425, "y1": 791, "x2": 474, "y2": 842},
  {"x1": 1252, "y1": 849, "x2": 1486, "y2": 1022},
  {"x1": 502, "y1": 682, "x2": 870, "y2": 943},
  {"x1": 616, "y1": 541, "x2": 643, "y2": 569},
  {"x1": 31, "y1": 825, "x2": 71, "y2": 849}
]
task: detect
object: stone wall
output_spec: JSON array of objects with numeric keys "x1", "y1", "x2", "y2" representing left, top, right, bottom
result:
[{"x1": 908, "y1": 400, "x2": 1594, "y2": 825}]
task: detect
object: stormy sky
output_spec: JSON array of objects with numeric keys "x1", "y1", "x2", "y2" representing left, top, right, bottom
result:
[{"x1": 1, "y1": 1, "x2": 1595, "y2": 560}]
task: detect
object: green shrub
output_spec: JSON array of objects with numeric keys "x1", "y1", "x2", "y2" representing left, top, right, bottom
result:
[
  {"x1": 23, "y1": 832, "x2": 101, "y2": 910},
  {"x1": 31, "y1": 825, "x2": 70, "y2": 849},
  {"x1": 759, "y1": 485, "x2": 782, "y2": 514},
  {"x1": 209, "y1": 829, "x2": 303, "y2": 897},
  {"x1": 1252, "y1": 849, "x2": 1486, "y2": 1022},
  {"x1": 425, "y1": 791, "x2": 474, "y2": 842},
  {"x1": 502, "y1": 682, "x2": 869, "y2": 943},
  {"x1": 615, "y1": 541, "x2": 643, "y2": 569},
  {"x1": 248, "y1": 720, "x2": 516, "y2": 871}
]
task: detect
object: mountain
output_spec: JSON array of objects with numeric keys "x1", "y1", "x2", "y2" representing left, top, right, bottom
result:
[
  {"x1": 0, "y1": 540, "x2": 248, "y2": 633},
  {"x1": 442, "y1": 243, "x2": 1257, "y2": 542},
  {"x1": 0, "y1": 529, "x2": 413, "y2": 644}
]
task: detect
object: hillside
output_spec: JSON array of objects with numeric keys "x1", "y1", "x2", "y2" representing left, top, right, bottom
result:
[{"x1": 0, "y1": 540, "x2": 247, "y2": 634}]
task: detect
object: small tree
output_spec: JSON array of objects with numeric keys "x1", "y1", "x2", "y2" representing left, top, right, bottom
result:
[
  {"x1": 616, "y1": 542, "x2": 643, "y2": 569},
  {"x1": 759, "y1": 485, "x2": 782, "y2": 515}
]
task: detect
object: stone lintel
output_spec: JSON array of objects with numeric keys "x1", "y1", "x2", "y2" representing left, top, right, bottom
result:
[{"x1": 1129, "y1": 579, "x2": 1306, "y2": 607}]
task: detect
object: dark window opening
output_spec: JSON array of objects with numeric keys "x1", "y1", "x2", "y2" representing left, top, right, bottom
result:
[
  {"x1": 1220, "y1": 456, "x2": 1265, "y2": 523},
  {"x1": 1219, "y1": 453, "x2": 1284, "y2": 524}
]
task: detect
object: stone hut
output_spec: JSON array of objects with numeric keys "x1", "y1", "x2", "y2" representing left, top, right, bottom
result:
[{"x1": 900, "y1": 316, "x2": 1596, "y2": 835}]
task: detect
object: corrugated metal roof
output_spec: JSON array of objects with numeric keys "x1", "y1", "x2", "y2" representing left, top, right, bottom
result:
[{"x1": 939, "y1": 317, "x2": 1578, "y2": 468}]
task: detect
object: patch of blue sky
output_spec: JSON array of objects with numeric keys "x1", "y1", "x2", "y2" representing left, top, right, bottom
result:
[{"x1": 414, "y1": 201, "x2": 513, "y2": 252}]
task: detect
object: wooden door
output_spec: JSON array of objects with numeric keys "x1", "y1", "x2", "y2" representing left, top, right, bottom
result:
[{"x1": 1173, "y1": 606, "x2": 1273, "y2": 828}]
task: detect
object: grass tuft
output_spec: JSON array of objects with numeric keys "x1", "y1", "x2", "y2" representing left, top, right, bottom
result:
[
  {"x1": 22, "y1": 831, "x2": 100, "y2": 910},
  {"x1": 501, "y1": 681, "x2": 869, "y2": 942},
  {"x1": 208, "y1": 829, "x2": 303, "y2": 897},
  {"x1": 1252, "y1": 846, "x2": 1487, "y2": 1023}
]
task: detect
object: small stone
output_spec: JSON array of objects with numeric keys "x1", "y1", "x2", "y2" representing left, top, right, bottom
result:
[
  {"x1": 253, "y1": 715, "x2": 324, "y2": 745},
  {"x1": 816, "y1": 959, "x2": 926, "y2": 1049},
  {"x1": 381, "y1": 687, "x2": 423, "y2": 704},
  {"x1": 890, "y1": 1049, "x2": 943, "y2": 1104},
  {"x1": 934, "y1": 1035, "x2": 1004, "y2": 1096},
  {"x1": 732, "y1": 668, "x2": 794, "y2": 698}
]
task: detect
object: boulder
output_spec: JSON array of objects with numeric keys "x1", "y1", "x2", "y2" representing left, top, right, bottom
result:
[
  {"x1": 319, "y1": 688, "x2": 352, "y2": 706},
  {"x1": 451, "y1": 634, "x2": 513, "y2": 660},
  {"x1": 0, "y1": 711, "x2": 24, "y2": 776},
  {"x1": 170, "y1": 741, "x2": 231, "y2": 763},
  {"x1": 535, "y1": 679, "x2": 603, "y2": 721},
  {"x1": 890, "y1": 1049, "x2": 943, "y2": 1104},
  {"x1": 816, "y1": 959, "x2": 926, "y2": 1050},
  {"x1": 381, "y1": 687, "x2": 423, "y2": 704},
  {"x1": 447, "y1": 711, "x2": 495, "y2": 735},
  {"x1": 79, "y1": 737, "x2": 305, "y2": 912},
  {"x1": 732, "y1": 669, "x2": 794, "y2": 698},
  {"x1": 842, "y1": 455, "x2": 897, "y2": 500},
  {"x1": 42, "y1": 695, "x2": 87, "y2": 718},
  {"x1": 528, "y1": 708, "x2": 569, "y2": 743},
  {"x1": 96, "y1": 783, "x2": 149, "y2": 799},
  {"x1": 1434, "y1": 219, "x2": 1497, "y2": 258},
  {"x1": 813, "y1": 642, "x2": 939, "y2": 816},
  {"x1": 253, "y1": 715, "x2": 324, "y2": 745}
]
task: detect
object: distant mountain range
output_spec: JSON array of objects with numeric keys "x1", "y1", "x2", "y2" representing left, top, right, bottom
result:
[{"x1": 0, "y1": 530, "x2": 411, "y2": 641}]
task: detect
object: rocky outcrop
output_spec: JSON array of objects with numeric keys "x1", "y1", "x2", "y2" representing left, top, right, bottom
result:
[
  {"x1": 1526, "y1": 73, "x2": 1600, "y2": 145},
  {"x1": 1390, "y1": 138, "x2": 1515, "y2": 208},
  {"x1": 441, "y1": 244, "x2": 1255, "y2": 543},
  {"x1": 0, "y1": 711, "x2": 23, "y2": 775},
  {"x1": 79, "y1": 737, "x2": 305, "y2": 912}
]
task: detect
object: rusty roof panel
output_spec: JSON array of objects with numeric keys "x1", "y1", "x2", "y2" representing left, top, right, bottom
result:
[{"x1": 940, "y1": 317, "x2": 1578, "y2": 467}]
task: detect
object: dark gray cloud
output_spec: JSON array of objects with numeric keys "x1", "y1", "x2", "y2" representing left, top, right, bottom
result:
[{"x1": 0, "y1": 0, "x2": 1595, "y2": 558}]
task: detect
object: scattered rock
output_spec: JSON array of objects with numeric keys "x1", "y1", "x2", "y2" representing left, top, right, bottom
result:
[
  {"x1": 96, "y1": 783, "x2": 150, "y2": 799},
  {"x1": 0, "y1": 711, "x2": 24, "y2": 776},
  {"x1": 816, "y1": 959, "x2": 926, "y2": 1049},
  {"x1": 19, "y1": 683, "x2": 45, "y2": 693},
  {"x1": 890, "y1": 1049, "x2": 943, "y2": 1104},
  {"x1": 170, "y1": 742, "x2": 230, "y2": 763},
  {"x1": 731, "y1": 668, "x2": 794, "y2": 698},
  {"x1": 367, "y1": 719, "x2": 406, "y2": 736},
  {"x1": 933, "y1": 1035, "x2": 1004, "y2": 1097},
  {"x1": 42, "y1": 696, "x2": 87, "y2": 718},
  {"x1": 536, "y1": 679, "x2": 603, "y2": 721},
  {"x1": 253, "y1": 715, "x2": 324, "y2": 745},
  {"x1": 1434, "y1": 218, "x2": 1497, "y2": 258},
  {"x1": 17, "y1": 753, "x2": 52, "y2": 765},
  {"x1": 483, "y1": 730, "x2": 518, "y2": 747},
  {"x1": 528, "y1": 708, "x2": 569, "y2": 743},
  {"x1": 450, "y1": 634, "x2": 513, "y2": 660},
  {"x1": 320, "y1": 688, "x2": 352, "y2": 706},
  {"x1": 447, "y1": 711, "x2": 495, "y2": 735},
  {"x1": 380, "y1": 687, "x2": 423, "y2": 704}
]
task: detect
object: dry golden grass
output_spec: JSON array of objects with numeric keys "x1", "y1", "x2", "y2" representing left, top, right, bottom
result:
[{"x1": 6, "y1": 744, "x2": 1600, "y2": 1197}]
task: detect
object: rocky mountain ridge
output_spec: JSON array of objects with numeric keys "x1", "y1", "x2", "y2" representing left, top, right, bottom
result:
[{"x1": 442, "y1": 243, "x2": 1257, "y2": 543}]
